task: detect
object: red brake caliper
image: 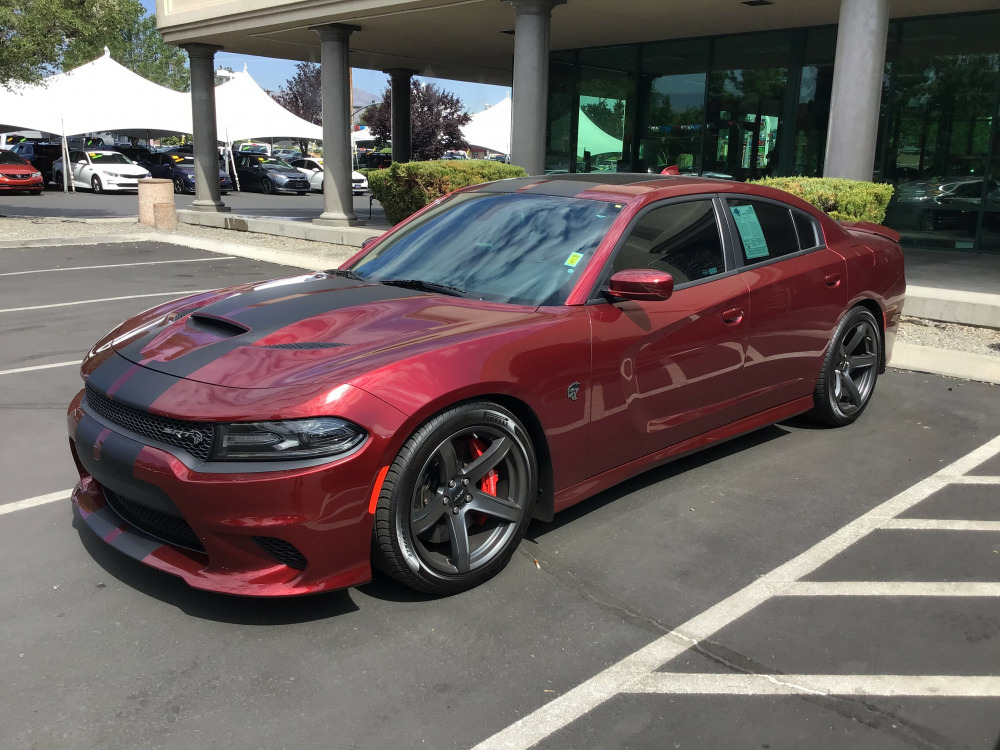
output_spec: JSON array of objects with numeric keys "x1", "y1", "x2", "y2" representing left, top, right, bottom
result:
[{"x1": 468, "y1": 437, "x2": 497, "y2": 525}]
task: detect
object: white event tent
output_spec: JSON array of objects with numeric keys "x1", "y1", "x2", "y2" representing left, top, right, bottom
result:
[
  {"x1": 461, "y1": 96, "x2": 511, "y2": 155},
  {"x1": 214, "y1": 66, "x2": 322, "y2": 143},
  {"x1": 0, "y1": 48, "x2": 193, "y2": 137}
]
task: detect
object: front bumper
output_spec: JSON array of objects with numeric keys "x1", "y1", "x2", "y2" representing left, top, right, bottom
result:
[
  {"x1": 67, "y1": 379, "x2": 405, "y2": 597},
  {"x1": 0, "y1": 175, "x2": 43, "y2": 189}
]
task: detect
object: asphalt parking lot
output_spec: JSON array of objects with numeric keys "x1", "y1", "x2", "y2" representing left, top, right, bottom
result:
[
  {"x1": 0, "y1": 188, "x2": 387, "y2": 225},
  {"x1": 2, "y1": 238, "x2": 999, "y2": 750}
]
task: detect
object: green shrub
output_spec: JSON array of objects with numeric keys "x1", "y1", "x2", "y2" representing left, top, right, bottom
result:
[
  {"x1": 369, "y1": 160, "x2": 529, "y2": 224},
  {"x1": 749, "y1": 176, "x2": 895, "y2": 224}
]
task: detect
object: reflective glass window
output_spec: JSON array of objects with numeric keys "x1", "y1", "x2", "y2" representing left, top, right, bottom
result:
[
  {"x1": 612, "y1": 200, "x2": 725, "y2": 284},
  {"x1": 727, "y1": 198, "x2": 798, "y2": 265}
]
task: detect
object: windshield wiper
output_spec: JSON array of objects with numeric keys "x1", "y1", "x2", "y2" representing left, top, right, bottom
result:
[
  {"x1": 378, "y1": 279, "x2": 467, "y2": 297},
  {"x1": 327, "y1": 268, "x2": 366, "y2": 280}
]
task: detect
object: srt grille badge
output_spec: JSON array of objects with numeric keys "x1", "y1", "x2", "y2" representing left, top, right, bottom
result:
[
  {"x1": 567, "y1": 381, "x2": 580, "y2": 401},
  {"x1": 161, "y1": 427, "x2": 205, "y2": 444}
]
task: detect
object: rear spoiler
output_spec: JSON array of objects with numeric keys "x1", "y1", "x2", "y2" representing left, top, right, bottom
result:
[{"x1": 838, "y1": 220, "x2": 901, "y2": 244}]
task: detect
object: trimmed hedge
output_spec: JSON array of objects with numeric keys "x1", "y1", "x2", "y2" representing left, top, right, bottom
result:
[
  {"x1": 749, "y1": 177, "x2": 895, "y2": 224},
  {"x1": 369, "y1": 160, "x2": 528, "y2": 225}
]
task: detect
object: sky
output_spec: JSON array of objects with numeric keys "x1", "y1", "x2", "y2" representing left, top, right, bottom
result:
[{"x1": 140, "y1": 0, "x2": 510, "y2": 113}]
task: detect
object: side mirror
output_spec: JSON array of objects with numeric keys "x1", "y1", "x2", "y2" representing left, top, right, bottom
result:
[
  {"x1": 606, "y1": 269, "x2": 674, "y2": 302},
  {"x1": 77, "y1": 159, "x2": 87, "y2": 165}
]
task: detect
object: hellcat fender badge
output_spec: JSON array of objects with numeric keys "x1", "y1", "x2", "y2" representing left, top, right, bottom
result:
[{"x1": 567, "y1": 381, "x2": 580, "y2": 401}]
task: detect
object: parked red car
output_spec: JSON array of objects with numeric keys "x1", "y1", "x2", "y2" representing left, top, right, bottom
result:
[
  {"x1": 0, "y1": 149, "x2": 44, "y2": 193},
  {"x1": 68, "y1": 174, "x2": 905, "y2": 597}
]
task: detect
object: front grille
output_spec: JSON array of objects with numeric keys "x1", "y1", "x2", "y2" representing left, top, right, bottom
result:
[
  {"x1": 253, "y1": 537, "x2": 307, "y2": 570},
  {"x1": 104, "y1": 487, "x2": 206, "y2": 553},
  {"x1": 2, "y1": 173, "x2": 32, "y2": 179},
  {"x1": 84, "y1": 384, "x2": 215, "y2": 461}
]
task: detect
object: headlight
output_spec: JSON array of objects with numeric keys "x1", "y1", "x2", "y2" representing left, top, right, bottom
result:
[
  {"x1": 105, "y1": 171, "x2": 121, "y2": 177},
  {"x1": 268, "y1": 171, "x2": 289, "y2": 182},
  {"x1": 213, "y1": 417, "x2": 366, "y2": 461},
  {"x1": 31, "y1": 171, "x2": 41, "y2": 177}
]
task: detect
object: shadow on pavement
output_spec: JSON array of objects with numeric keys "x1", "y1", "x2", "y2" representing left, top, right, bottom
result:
[{"x1": 526, "y1": 423, "x2": 792, "y2": 540}]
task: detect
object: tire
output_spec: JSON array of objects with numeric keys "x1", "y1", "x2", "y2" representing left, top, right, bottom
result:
[
  {"x1": 91, "y1": 175, "x2": 103, "y2": 194},
  {"x1": 297, "y1": 191, "x2": 307, "y2": 196},
  {"x1": 809, "y1": 307, "x2": 881, "y2": 427},
  {"x1": 173, "y1": 177, "x2": 185, "y2": 194},
  {"x1": 29, "y1": 189, "x2": 42, "y2": 195},
  {"x1": 918, "y1": 210, "x2": 936, "y2": 232},
  {"x1": 260, "y1": 178, "x2": 273, "y2": 195},
  {"x1": 374, "y1": 401, "x2": 537, "y2": 595},
  {"x1": 54, "y1": 171, "x2": 63, "y2": 188}
]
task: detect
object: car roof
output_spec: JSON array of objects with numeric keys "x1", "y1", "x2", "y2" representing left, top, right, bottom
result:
[{"x1": 472, "y1": 173, "x2": 820, "y2": 211}]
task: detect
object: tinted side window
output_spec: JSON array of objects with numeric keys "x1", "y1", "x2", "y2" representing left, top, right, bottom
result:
[
  {"x1": 611, "y1": 199, "x2": 725, "y2": 284},
  {"x1": 794, "y1": 211, "x2": 820, "y2": 250},
  {"x1": 727, "y1": 199, "x2": 799, "y2": 266}
]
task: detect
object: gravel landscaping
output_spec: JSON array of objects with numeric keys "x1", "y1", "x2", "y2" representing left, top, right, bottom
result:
[{"x1": 897, "y1": 316, "x2": 1000, "y2": 357}]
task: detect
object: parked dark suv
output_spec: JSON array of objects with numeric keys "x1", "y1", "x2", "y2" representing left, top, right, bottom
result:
[{"x1": 8, "y1": 141, "x2": 62, "y2": 184}]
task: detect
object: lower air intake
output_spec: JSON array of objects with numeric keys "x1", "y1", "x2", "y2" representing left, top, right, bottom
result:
[{"x1": 253, "y1": 537, "x2": 307, "y2": 570}]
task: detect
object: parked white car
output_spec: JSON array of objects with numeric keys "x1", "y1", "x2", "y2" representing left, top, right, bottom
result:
[
  {"x1": 52, "y1": 149, "x2": 150, "y2": 193},
  {"x1": 291, "y1": 157, "x2": 368, "y2": 195}
]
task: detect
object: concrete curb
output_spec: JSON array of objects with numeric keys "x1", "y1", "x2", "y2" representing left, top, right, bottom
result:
[
  {"x1": 0, "y1": 233, "x2": 154, "y2": 249},
  {"x1": 177, "y1": 209, "x2": 383, "y2": 247},
  {"x1": 145, "y1": 231, "x2": 356, "y2": 271},
  {"x1": 891, "y1": 342, "x2": 1000, "y2": 385},
  {"x1": 903, "y1": 285, "x2": 1000, "y2": 329}
]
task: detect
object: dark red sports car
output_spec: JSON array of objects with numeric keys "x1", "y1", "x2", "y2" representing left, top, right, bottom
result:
[{"x1": 68, "y1": 174, "x2": 905, "y2": 596}]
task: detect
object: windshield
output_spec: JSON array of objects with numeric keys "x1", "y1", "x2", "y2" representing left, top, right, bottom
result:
[
  {"x1": 89, "y1": 152, "x2": 132, "y2": 164},
  {"x1": 259, "y1": 157, "x2": 294, "y2": 169},
  {"x1": 0, "y1": 151, "x2": 29, "y2": 165},
  {"x1": 349, "y1": 192, "x2": 622, "y2": 306}
]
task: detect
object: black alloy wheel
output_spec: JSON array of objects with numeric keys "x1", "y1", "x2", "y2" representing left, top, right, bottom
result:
[
  {"x1": 810, "y1": 306, "x2": 881, "y2": 426},
  {"x1": 260, "y1": 177, "x2": 273, "y2": 195},
  {"x1": 54, "y1": 171, "x2": 63, "y2": 188},
  {"x1": 91, "y1": 174, "x2": 103, "y2": 194},
  {"x1": 173, "y1": 177, "x2": 185, "y2": 194},
  {"x1": 374, "y1": 402, "x2": 537, "y2": 594}
]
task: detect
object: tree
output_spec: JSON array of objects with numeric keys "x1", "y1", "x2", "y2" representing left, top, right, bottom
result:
[
  {"x1": 272, "y1": 62, "x2": 322, "y2": 125},
  {"x1": 0, "y1": 0, "x2": 138, "y2": 86},
  {"x1": 363, "y1": 80, "x2": 471, "y2": 161}
]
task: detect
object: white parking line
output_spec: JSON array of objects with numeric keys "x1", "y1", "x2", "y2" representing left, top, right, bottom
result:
[
  {"x1": 0, "y1": 490, "x2": 71, "y2": 515},
  {"x1": 628, "y1": 673, "x2": 1000, "y2": 697},
  {"x1": 951, "y1": 475, "x2": 1000, "y2": 484},
  {"x1": 780, "y1": 581, "x2": 1000, "y2": 597},
  {"x1": 0, "y1": 289, "x2": 212, "y2": 314},
  {"x1": 0, "y1": 361, "x2": 78, "y2": 376},
  {"x1": 471, "y1": 433, "x2": 1000, "y2": 750},
  {"x1": 882, "y1": 518, "x2": 1000, "y2": 531},
  {"x1": 0, "y1": 256, "x2": 234, "y2": 277}
]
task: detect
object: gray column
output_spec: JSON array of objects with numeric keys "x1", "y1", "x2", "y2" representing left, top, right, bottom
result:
[
  {"x1": 182, "y1": 43, "x2": 229, "y2": 212},
  {"x1": 823, "y1": 0, "x2": 890, "y2": 181},
  {"x1": 384, "y1": 68, "x2": 416, "y2": 163},
  {"x1": 312, "y1": 23, "x2": 363, "y2": 226},
  {"x1": 507, "y1": 0, "x2": 566, "y2": 175}
]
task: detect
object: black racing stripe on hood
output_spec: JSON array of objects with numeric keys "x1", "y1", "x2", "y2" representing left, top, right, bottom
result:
[
  {"x1": 106, "y1": 361, "x2": 195, "y2": 412},
  {"x1": 87, "y1": 350, "x2": 141, "y2": 395},
  {"x1": 117, "y1": 277, "x2": 424, "y2": 381}
]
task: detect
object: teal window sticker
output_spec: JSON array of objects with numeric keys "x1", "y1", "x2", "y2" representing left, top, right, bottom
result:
[{"x1": 730, "y1": 205, "x2": 770, "y2": 260}]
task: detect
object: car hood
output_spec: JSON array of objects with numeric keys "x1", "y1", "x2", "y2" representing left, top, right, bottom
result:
[{"x1": 110, "y1": 273, "x2": 542, "y2": 389}]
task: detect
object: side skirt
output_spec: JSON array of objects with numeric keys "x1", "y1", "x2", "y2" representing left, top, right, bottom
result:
[{"x1": 553, "y1": 396, "x2": 815, "y2": 514}]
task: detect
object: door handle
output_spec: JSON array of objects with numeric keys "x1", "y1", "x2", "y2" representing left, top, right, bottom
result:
[
  {"x1": 722, "y1": 308, "x2": 744, "y2": 325},
  {"x1": 825, "y1": 273, "x2": 842, "y2": 288}
]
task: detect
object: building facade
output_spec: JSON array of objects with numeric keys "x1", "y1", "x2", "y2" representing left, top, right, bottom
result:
[
  {"x1": 546, "y1": 10, "x2": 1000, "y2": 253},
  {"x1": 157, "y1": 0, "x2": 1000, "y2": 251}
]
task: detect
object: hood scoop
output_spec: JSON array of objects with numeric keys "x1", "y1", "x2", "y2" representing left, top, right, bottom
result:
[
  {"x1": 187, "y1": 313, "x2": 251, "y2": 337},
  {"x1": 260, "y1": 342, "x2": 346, "y2": 350}
]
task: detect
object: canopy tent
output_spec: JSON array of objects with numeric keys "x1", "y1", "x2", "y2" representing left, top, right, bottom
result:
[
  {"x1": 461, "y1": 96, "x2": 511, "y2": 154},
  {"x1": 0, "y1": 48, "x2": 192, "y2": 137},
  {"x1": 214, "y1": 67, "x2": 322, "y2": 143},
  {"x1": 575, "y1": 110, "x2": 624, "y2": 158}
]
